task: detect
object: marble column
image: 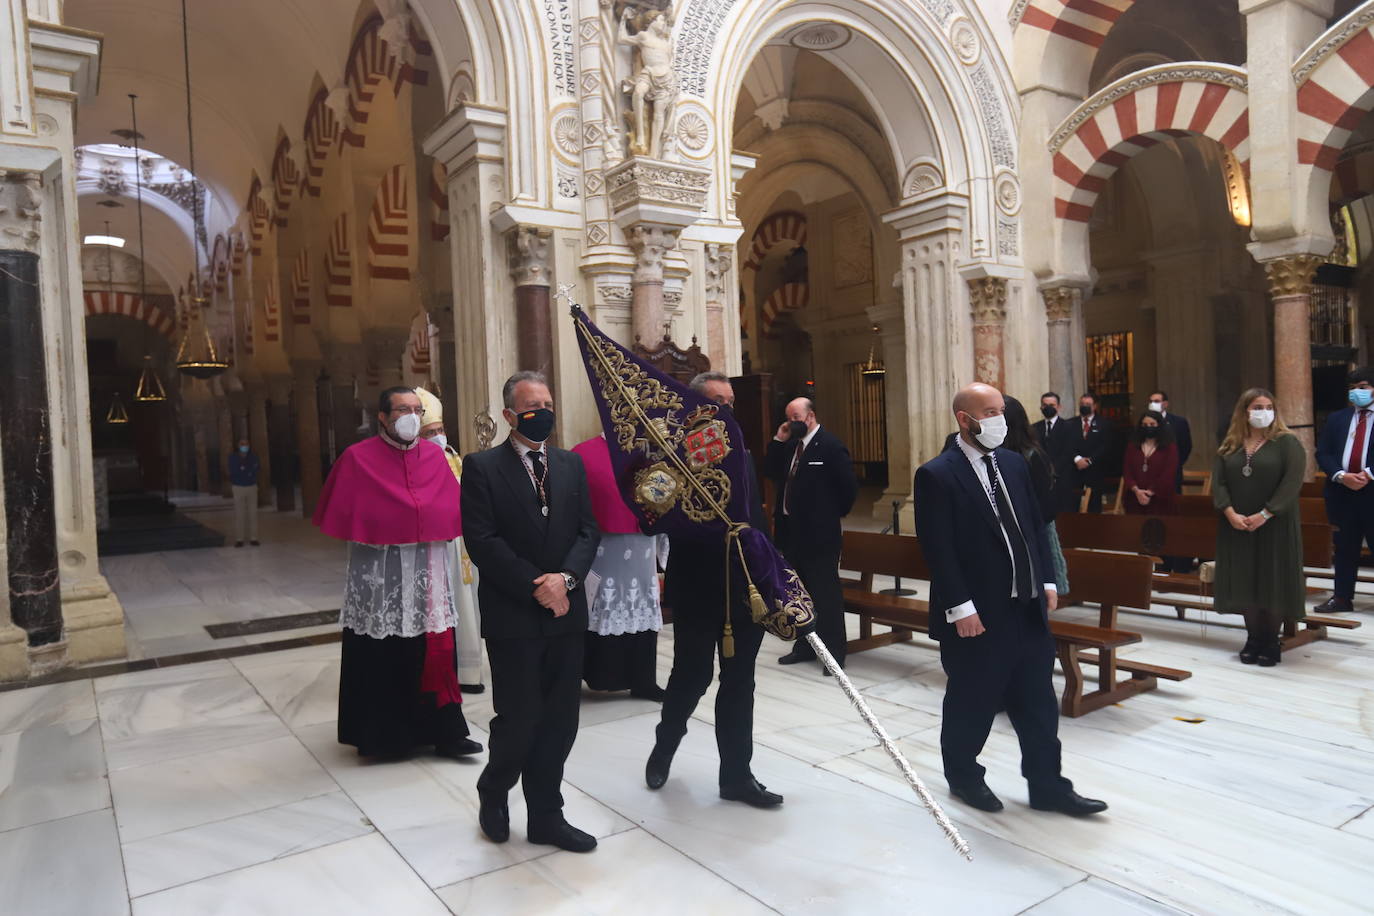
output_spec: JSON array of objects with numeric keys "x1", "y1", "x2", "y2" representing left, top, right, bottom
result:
[
  {"x1": 1264, "y1": 254, "x2": 1323, "y2": 476},
  {"x1": 508, "y1": 226, "x2": 554, "y2": 379},
  {"x1": 267, "y1": 378, "x2": 296, "y2": 512},
  {"x1": 216, "y1": 398, "x2": 234, "y2": 498},
  {"x1": 294, "y1": 364, "x2": 324, "y2": 517},
  {"x1": 0, "y1": 247, "x2": 62, "y2": 649},
  {"x1": 247, "y1": 384, "x2": 273, "y2": 507},
  {"x1": 968, "y1": 277, "x2": 1009, "y2": 391},
  {"x1": 1041, "y1": 285, "x2": 1084, "y2": 402},
  {"x1": 626, "y1": 224, "x2": 679, "y2": 346},
  {"x1": 703, "y1": 243, "x2": 732, "y2": 367},
  {"x1": 0, "y1": 446, "x2": 27, "y2": 681}
]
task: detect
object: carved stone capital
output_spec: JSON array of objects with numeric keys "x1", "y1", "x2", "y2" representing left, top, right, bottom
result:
[
  {"x1": 1041, "y1": 285, "x2": 1083, "y2": 324},
  {"x1": 704, "y1": 243, "x2": 733, "y2": 301},
  {"x1": 0, "y1": 171, "x2": 44, "y2": 254},
  {"x1": 507, "y1": 226, "x2": 553, "y2": 287},
  {"x1": 967, "y1": 277, "x2": 1008, "y2": 326},
  {"x1": 1263, "y1": 254, "x2": 1324, "y2": 300},
  {"x1": 626, "y1": 224, "x2": 680, "y2": 282},
  {"x1": 604, "y1": 156, "x2": 710, "y2": 232}
]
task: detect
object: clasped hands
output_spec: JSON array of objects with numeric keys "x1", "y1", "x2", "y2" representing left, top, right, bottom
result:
[
  {"x1": 1341, "y1": 470, "x2": 1370, "y2": 491},
  {"x1": 954, "y1": 589, "x2": 1057, "y2": 638},
  {"x1": 1224, "y1": 507, "x2": 1269, "y2": 532},
  {"x1": 1133, "y1": 486, "x2": 1153, "y2": 506},
  {"x1": 533, "y1": 573, "x2": 570, "y2": 617}
]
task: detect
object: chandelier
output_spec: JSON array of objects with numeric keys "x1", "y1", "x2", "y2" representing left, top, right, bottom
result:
[
  {"x1": 128, "y1": 94, "x2": 168, "y2": 402},
  {"x1": 861, "y1": 324, "x2": 885, "y2": 378}
]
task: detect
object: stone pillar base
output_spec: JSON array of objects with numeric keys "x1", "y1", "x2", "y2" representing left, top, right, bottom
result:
[
  {"x1": 27, "y1": 638, "x2": 68, "y2": 677},
  {"x1": 62, "y1": 579, "x2": 126, "y2": 665},
  {"x1": 0, "y1": 623, "x2": 27, "y2": 682}
]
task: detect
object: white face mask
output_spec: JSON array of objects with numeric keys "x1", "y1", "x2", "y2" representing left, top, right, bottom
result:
[
  {"x1": 393, "y1": 413, "x2": 422, "y2": 442},
  {"x1": 1248, "y1": 408, "x2": 1275, "y2": 429},
  {"x1": 968, "y1": 413, "x2": 1008, "y2": 450},
  {"x1": 1148, "y1": 401, "x2": 1163, "y2": 413},
  {"x1": 428, "y1": 433, "x2": 448, "y2": 450}
]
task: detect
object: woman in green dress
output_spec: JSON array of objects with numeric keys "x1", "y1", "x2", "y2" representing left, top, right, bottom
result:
[{"x1": 1211, "y1": 388, "x2": 1307, "y2": 666}]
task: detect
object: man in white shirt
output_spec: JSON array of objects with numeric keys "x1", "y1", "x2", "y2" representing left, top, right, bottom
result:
[{"x1": 914, "y1": 382, "x2": 1106, "y2": 817}]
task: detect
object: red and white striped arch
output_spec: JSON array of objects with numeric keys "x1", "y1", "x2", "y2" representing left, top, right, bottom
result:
[
  {"x1": 1015, "y1": 0, "x2": 1134, "y2": 50},
  {"x1": 368, "y1": 165, "x2": 412, "y2": 282},
  {"x1": 263, "y1": 276, "x2": 281, "y2": 343},
  {"x1": 1050, "y1": 66, "x2": 1250, "y2": 222},
  {"x1": 271, "y1": 139, "x2": 302, "y2": 226},
  {"x1": 341, "y1": 17, "x2": 431, "y2": 149},
  {"x1": 83, "y1": 291, "x2": 176, "y2": 339},
  {"x1": 325, "y1": 213, "x2": 353, "y2": 306},
  {"x1": 1295, "y1": 14, "x2": 1374, "y2": 172},
  {"x1": 246, "y1": 177, "x2": 273, "y2": 256},
  {"x1": 430, "y1": 161, "x2": 449, "y2": 242},
  {"x1": 290, "y1": 248, "x2": 311, "y2": 325},
  {"x1": 301, "y1": 88, "x2": 337, "y2": 197},
  {"x1": 761, "y1": 283, "x2": 808, "y2": 340},
  {"x1": 1332, "y1": 144, "x2": 1374, "y2": 207},
  {"x1": 742, "y1": 211, "x2": 806, "y2": 270},
  {"x1": 230, "y1": 233, "x2": 247, "y2": 276}
]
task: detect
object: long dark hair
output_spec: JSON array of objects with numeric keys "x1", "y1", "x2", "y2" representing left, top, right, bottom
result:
[
  {"x1": 1004, "y1": 396, "x2": 1048, "y2": 466},
  {"x1": 1131, "y1": 412, "x2": 1176, "y2": 447}
]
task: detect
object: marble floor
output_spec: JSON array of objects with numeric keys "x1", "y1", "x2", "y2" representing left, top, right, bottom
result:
[{"x1": 2, "y1": 500, "x2": 1371, "y2": 913}]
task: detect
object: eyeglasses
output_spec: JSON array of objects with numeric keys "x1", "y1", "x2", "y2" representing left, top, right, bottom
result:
[{"x1": 389, "y1": 407, "x2": 425, "y2": 416}]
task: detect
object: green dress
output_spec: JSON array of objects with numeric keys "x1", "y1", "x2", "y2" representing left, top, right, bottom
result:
[{"x1": 1211, "y1": 433, "x2": 1306, "y2": 619}]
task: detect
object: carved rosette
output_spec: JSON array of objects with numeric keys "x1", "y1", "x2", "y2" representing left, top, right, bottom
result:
[
  {"x1": 967, "y1": 277, "x2": 1008, "y2": 326},
  {"x1": 1042, "y1": 286, "x2": 1081, "y2": 324},
  {"x1": 0, "y1": 171, "x2": 44, "y2": 253},
  {"x1": 508, "y1": 227, "x2": 553, "y2": 287},
  {"x1": 1262, "y1": 255, "x2": 1324, "y2": 300},
  {"x1": 627, "y1": 224, "x2": 680, "y2": 283}
]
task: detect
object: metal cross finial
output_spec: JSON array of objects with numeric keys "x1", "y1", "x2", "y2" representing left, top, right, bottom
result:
[{"x1": 555, "y1": 282, "x2": 577, "y2": 308}]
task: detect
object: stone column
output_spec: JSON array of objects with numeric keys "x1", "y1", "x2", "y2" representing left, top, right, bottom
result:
[
  {"x1": 703, "y1": 243, "x2": 732, "y2": 367},
  {"x1": 508, "y1": 226, "x2": 554, "y2": 378},
  {"x1": 246, "y1": 383, "x2": 273, "y2": 507},
  {"x1": 1042, "y1": 285, "x2": 1085, "y2": 402},
  {"x1": 266, "y1": 376, "x2": 296, "y2": 512},
  {"x1": 293, "y1": 364, "x2": 324, "y2": 517},
  {"x1": 967, "y1": 277, "x2": 1009, "y2": 390},
  {"x1": 0, "y1": 240, "x2": 63, "y2": 656},
  {"x1": 626, "y1": 224, "x2": 679, "y2": 346},
  {"x1": 216, "y1": 397, "x2": 234, "y2": 498},
  {"x1": 1264, "y1": 253, "x2": 1323, "y2": 475},
  {"x1": 0, "y1": 446, "x2": 28, "y2": 681}
]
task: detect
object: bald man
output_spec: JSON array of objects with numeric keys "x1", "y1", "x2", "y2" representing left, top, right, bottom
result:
[
  {"x1": 766, "y1": 397, "x2": 858, "y2": 670},
  {"x1": 914, "y1": 383, "x2": 1106, "y2": 817}
]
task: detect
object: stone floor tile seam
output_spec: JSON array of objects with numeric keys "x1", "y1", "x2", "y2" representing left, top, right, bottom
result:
[
  {"x1": 115, "y1": 782, "x2": 347, "y2": 848},
  {"x1": 1337, "y1": 803, "x2": 1374, "y2": 831},
  {"x1": 0, "y1": 800, "x2": 115, "y2": 839},
  {"x1": 94, "y1": 706, "x2": 140, "y2": 900}
]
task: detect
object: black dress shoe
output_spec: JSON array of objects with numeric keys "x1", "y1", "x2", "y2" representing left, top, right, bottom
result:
[
  {"x1": 234, "y1": 541, "x2": 244, "y2": 548},
  {"x1": 630, "y1": 685, "x2": 666, "y2": 702},
  {"x1": 719, "y1": 777, "x2": 783, "y2": 808},
  {"x1": 435, "y1": 737, "x2": 483, "y2": 758},
  {"x1": 527, "y1": 818, "x2": 597, "y2": 852},
  {"x1": 645, "y1": 746, "x2": 673, "y2": 790},
  {"x1": 478, "y1": 791, "x2": 509, "y2": 843},
  {"x1": 1238, "y1": 637, "x2": 1259, "y2": 665},
  {"x1": 777, "y1": 649, "x2": 816, "y2": 666},
  {"x1": 459, "y1": 683, "x2": 486, "y2": 694},
  {"x1": 949, "y1": 781, "x2": 1003, "y2": 812},
  {"x1": 1314, "y1": 596, "x2": 1354, "y2": 613},
  {"x1": 1257, "y1": 638, "x2": 1282, "y2": 667},
  {"x1": 250, "y1": 540, "x2": 260, "y2": 546},
  {"x1": 1030, "y1": 789, "x2": 1108, "y2": 817}
]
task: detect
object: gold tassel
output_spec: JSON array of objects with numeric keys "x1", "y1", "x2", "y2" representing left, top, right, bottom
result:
[
  {"x1": 747, "y1": 585, "x2": 767, "y2": 624},
  {"x1": 721, "y1": 627, "x2": 734, "y2": 659}
]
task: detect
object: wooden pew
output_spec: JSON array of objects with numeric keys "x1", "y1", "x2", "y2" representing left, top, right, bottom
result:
[
  {"x1": 838, "y1": 531, "x2": 1189, "y2": 717},
  {"x1": 1054, "y1": 512, "x2": 1360, "y2": 649}
]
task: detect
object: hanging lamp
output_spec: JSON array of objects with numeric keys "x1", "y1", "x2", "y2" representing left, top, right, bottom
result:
[
  {"x1": 106, "y1": 391, "x2": 130, "y2": 425},
  {"x1": 172, "y1": 0, "x2": 228, "y2": 380},
  {"x1": 861, "y1": 324, "x2": 885, "y2": 378},
  {"x1": 128, "y1": 94, "x2": 168, "y2": 402}
]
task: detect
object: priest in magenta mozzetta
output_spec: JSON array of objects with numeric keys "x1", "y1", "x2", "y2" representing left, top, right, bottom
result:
[{"x1": 313, "y1": 385, "x2": 482, "y2": 760}]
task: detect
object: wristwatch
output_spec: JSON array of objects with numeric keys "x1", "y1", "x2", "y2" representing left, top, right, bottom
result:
[{"x1": 561, "y1": 572, "x2": 578, "y2": 591}]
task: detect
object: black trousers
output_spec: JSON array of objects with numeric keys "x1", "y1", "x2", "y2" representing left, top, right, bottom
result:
[
  {"x1": 656, "y1": 596, "x2": 764, "y2": 787},
  {"x1": 583, "y1": 629, "x2": 659, "y2": 692},
  {"x1": 1327, "y1": 490, "x2": 1374, "y2": 599},
  {"x1": 337, "y1": 629, "x2": 469, "y2": 756},
  {"x1": 780, "y1": 544, "x2": 846, "y2": 667},
  {"x1": 477, "y1": 631, "x2": 583, "y2": 825},
  {"x1": 938, "y1": 599, "x2": 1070, "y2": 795}
]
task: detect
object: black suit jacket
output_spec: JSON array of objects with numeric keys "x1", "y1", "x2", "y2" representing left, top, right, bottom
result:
[
  {"x1": 1033, "y1": 416, "x2": 1078, "y2": 514},
  {"x1": 1068, "y1": 414, "x2": 1109, "y2": 486},
  {"x1": 914, "y1": 446, "x2": 1054, "y2": 642},
  {"x1": 460, "y1": 439, "x2": 600, "y2": 640},
  {"x1": 764, "y1": 427, "x2": 858, "y2": 553},
  {"x1": 1163, "y1": 413, "x2": 1192, "y2": 468},
  {"x1": 1317, "y1": 406, "x2": 1374, "y2": 503},
  {"x1": 664, "y1": 454, "x2": 770, "y2": 613}
]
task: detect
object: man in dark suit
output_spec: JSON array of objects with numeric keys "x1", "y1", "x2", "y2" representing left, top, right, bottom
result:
[
  {"x1": 767, "y1": 398, "x2": 858, "y2": 670},
  {"x1": 647, "y1": 372, "x2": 782, "y2": 809},
  {"x1": 1148, "y1": 390, "x2": 1192, "y2": 489},
  {"x1": 1033, "y1": 391, "x2": 1078, "y2": 515},
  {"x1": 462, "y1": 371, "x2": 601, "y2": 852},
  {"x1": 1071, "y1": 392, "x2": 1110, "y2": 512},
  {"x1": 915, "y1": 382, "x2": 1106, "y2": 817},
  {"x1": 1315, "y1": 366, "x2": 1374, "y2": 613}
]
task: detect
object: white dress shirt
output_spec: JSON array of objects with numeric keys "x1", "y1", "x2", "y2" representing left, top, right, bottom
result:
[
  {"x1": 1334, "y1": 408, "x2": 1373, "y2": 481},
  {"x1": 945, "y1": 434, "x2": 1056, "y2": 623}
]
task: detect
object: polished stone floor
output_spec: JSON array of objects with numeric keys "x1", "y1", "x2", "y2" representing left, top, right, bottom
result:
[{"x1": 2, "y1": 495, "x2": 1372, "y2": 913}]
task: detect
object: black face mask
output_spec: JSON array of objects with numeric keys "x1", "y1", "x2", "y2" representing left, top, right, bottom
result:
[
  {"x1": 515, "y1": 408, "x2": 556, "y2": 443},
  {"x1": 1040, "y1": 405, "x2": 1057, "y2": 419},
  {"x1": 1141, "y1": 427, "x2": 1159, "y2": 438},
  {"x1": 788, "y1": 420, "x2": 808, "y2": 442},
  {"x1": 1079, "y1": 404, "x2": 1093, "y2": 417}
]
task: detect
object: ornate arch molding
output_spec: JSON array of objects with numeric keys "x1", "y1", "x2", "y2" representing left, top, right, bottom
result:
[
  {"x1": 704, "y1": 0, "x2": 1021, "y2": 267},
  {"x1": 1049, "y1": 63, "x2": 1249, "y2": 222},
  {"x1": 83, "y1": 291, "x2": 177, "y2": 340},
  {"x1": 1293, "y1": 3, "x2": 1374, "y2": 171}
]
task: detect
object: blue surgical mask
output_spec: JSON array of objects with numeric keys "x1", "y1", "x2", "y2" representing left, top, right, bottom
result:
[
  {"x1": 238, "y1": 445, "x2": 249, "y2": 454},
  {"x1": 1350, "y1": 388, "x2": 1373, "y2": 409}
]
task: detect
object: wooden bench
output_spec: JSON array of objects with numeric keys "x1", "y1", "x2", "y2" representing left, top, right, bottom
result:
[
  {"x1": 1055, "y1": 512, "x2": 1359, "y2": 649},
  {"x1": 838, "y1": 531, "x2": 1189, "y2": 717}
]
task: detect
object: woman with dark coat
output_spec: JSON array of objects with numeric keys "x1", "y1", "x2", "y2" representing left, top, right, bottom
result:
[{"x1": 1123, "y1": 412, "x2": 1180, "y2": 514}]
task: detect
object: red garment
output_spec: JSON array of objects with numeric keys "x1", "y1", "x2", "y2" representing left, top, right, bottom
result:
[
  {"x1": 1122, "y1": 441, "x2": 1179, "y2": 514},
  {"x1": 312, "y1": 435, "x2": 461, "y2": 544},
  {"x1": 419, "y1": 628, "x2": 463, "y2": 707},
  {"x1": 572, "y1": 435, "x2": 643, "y2": 534}
]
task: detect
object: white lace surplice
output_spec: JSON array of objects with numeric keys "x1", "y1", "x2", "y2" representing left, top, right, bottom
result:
[
  {"x1": 340, "y1": 541, "x2": 457, "y2": 639},
  {"x1": 588, "y1": 533, "x2": 663, "y2": 637}
]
